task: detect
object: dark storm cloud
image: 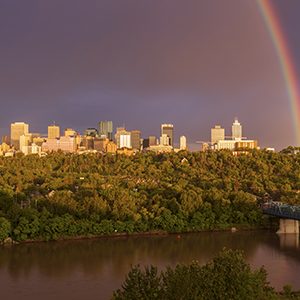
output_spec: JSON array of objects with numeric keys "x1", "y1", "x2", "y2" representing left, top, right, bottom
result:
[{"x1": 0, "y1": 0, "x2": 296, "y2": 148}]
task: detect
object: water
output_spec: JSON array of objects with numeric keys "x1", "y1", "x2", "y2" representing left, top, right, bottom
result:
[{"x1": 0, "y1": 230, "x2": 299, "y2": 300}]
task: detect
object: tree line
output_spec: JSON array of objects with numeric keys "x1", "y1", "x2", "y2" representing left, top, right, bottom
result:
[{"x1": 0, "y1": 148, "x2": 300, "y2": 242}]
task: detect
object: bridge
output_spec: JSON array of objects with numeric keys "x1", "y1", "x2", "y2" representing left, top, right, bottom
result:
[{"x1": 262, "y1": 201, "x2": 300, "y2": 234}]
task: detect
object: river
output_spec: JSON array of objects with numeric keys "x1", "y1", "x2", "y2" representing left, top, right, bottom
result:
[{"x1": 0, "y1": 230, "x2": 299, "y2": 299}]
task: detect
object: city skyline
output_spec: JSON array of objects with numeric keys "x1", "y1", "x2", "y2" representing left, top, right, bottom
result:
[{"x1": 1, "y1": 1, "x2": 300, "y2": 150}]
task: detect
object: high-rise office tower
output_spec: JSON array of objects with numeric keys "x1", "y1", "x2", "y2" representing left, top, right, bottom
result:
[
  {"x1": 99, "y1": 121, "x2": 113, "y2": 140},
  {"x1": 211, "y1": 125, "x2": 225, "y2": 144},
  {"x1": 161, "y1": 124, "x2": 174, "y2": 147},
  {"x1": 131, "y1": 130, "x2": 141, "y2": 150},
  {"x1": 48, "y1": 125, "x2": 60, "y2": 139},
  {"x1": 180, "y1": 135, "x2": 187, "y2": 150},
  {"x1": 11, "y1": 122, "x2": 29, "y2": 150},
  {"x1": 232, "y1": 118, "x2": 242, "y2": 140}
]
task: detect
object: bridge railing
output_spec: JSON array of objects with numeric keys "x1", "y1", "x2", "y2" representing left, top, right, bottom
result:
[{"x1": 261, "y1": 201, "x2": 300, "y2": 221}]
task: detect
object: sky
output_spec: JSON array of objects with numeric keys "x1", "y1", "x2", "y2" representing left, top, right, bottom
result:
[{"x1": 1, "y1": 0, "x2": 300, "y2": 150}]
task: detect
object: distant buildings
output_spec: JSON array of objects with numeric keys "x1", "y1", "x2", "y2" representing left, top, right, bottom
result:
[
  {"x1": 210, "y1": 118, "x2": 258, "y2": 152},
  {"x1": 2, "y1": 117, "x2": 268, "y2": 157},
  {"x1": 11, "y1": 122, "x2": 29, "y2": 150}
]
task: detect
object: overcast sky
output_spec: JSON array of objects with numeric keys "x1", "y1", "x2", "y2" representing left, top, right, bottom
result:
[{"x1": 1, "y1": 0, "x2": 300, "y2": 150}]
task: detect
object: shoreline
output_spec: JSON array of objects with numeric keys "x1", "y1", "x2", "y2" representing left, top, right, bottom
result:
[{"x1": 3, "y1": 224, "x2": 276, "y2": 245}]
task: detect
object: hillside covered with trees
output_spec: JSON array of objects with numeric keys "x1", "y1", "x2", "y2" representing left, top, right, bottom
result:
[{"x1": 0, "y1": 149, "x2": 300, "y2": 242}]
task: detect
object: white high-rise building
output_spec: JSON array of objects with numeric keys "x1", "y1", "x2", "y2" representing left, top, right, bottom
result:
[
  {"x1": 180, "y1": 136, "x2": 187, "y2": 150},
  {"x1": 211, "y1": 125, "x2": 225, "y2": 144},
  {"x1": 232, "y1": 118, "x2": 242, "y2": 140},
  {"x1": 120, "y1": 133, "x2": 131, "y2": 148}
]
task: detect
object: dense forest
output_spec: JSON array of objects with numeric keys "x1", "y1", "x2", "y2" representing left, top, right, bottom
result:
[
  {"x1": 113, "y1": 249, "x2": 299, "y2": 300},
  {"x1": 0, "y1": 148, "x2": 300, "y2": 242}
]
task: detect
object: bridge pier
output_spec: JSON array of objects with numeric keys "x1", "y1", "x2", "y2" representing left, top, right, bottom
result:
[{"x1": 277, "y1": 219, "x2": 299, "y2": 234}]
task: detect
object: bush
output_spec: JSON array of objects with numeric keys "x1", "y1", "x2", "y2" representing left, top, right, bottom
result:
[
  {"x1": 0, "y1": 217, "x2": 11, "y2": 241},
  {"x1": 113, "y1": 249, "x2": 278, "y2": 300}
]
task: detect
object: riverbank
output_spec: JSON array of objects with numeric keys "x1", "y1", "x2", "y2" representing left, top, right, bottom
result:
[{"x1": 1, "y1": 222, "x2": 277, "y2": 245}]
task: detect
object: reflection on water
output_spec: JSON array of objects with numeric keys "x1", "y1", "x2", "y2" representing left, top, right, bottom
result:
[{"x1": 0, "y1": 231, "x2": 299, "y2": 300}]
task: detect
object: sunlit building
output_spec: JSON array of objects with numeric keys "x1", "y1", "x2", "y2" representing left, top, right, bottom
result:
[
  {"x1": 180, "y1": 135, "x2": 187, "y2": 150},
  {"x1": 48, "y1": 125, "x2": 60, "y2": 139},
  {"x1": 211, "y1": 125, "x2": 225, "y2": 144},
  {"x1": 11, "y1": 122, "x2": 29, "y2": 150}
]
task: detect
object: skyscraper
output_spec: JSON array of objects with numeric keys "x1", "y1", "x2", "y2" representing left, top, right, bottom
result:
[
  {"x1": 232, "y1": 118, "x2": 242, "y2": 140},
  {"x1": 131, "y1": 130, "x2": 141, "y2": 150},
  {"x1": 211, "y1": 125, "x2": 225, "y2": 144},
  {"x1": 99, "y1": 121, "x2": 113, "y2": 140},
  {"x1": 10, "y1": 122, "x2": 29, "y2": 150},
  {"x1": 48, "y1": 125, "x2": 60, "y2": 139},
  {"x1": 161, "y1": 124, "x2": 174, "y2": 147}
]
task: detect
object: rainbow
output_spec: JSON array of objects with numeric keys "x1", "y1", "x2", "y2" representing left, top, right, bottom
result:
[{"x1": 256, "y1": 0, "x2": 300, "y2": 145}]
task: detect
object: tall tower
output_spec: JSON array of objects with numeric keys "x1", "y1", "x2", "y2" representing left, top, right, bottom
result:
[
  {"x1": 10, "y1": 122, "x2": 29, "y2": 150},
  {"x1": 211, "y1": 125, "x2": 225, "y2": 144},
  {"x1": 99, "y1": 121, "x2": 113, "y2": 140},
  {"x1": 161, "y1": 124, "x2": 174, "y2": 147},
  {"x1": 48, "y1": 125, "x2": 60, "y2": 139},
  {"x1": 131, "y1": 130, "x2": 141, "y2": 150},
  {"x1": 180, "y1": 135, "x2": 187, "y2": 150},
  {"x1": 232, "y1": 118, "x2": 242, "y2": 140}
]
